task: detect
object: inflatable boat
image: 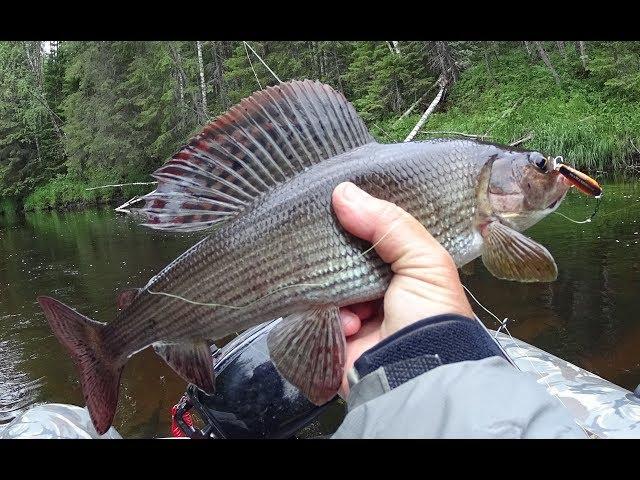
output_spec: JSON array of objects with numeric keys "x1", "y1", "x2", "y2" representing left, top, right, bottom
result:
[
  {"x1": 2, "y1": 320, "x2": 639, "y2": 439},
  {"x1": 493, "y1": 330, "x2": 640, "y2": 439}
]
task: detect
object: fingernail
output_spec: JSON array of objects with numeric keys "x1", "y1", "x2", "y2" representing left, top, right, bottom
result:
[{"x1": 341, "y1": 182, "x2": 370, "y2": 203}]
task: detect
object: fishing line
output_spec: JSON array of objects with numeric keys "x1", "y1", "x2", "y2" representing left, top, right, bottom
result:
[
  {"x1": 551, "y1": 156, "x2": 603, "y2": 224},
  {"x1": 147, "y1": 283, "x2": 323, "y2": 310},
  {"x1": 461, "y1": 285, "x2": 510, "y2": 339},
  {"x1": 593, "y1": 206, "x2": 629, "y2": 220},
  {"x1": 462, "y1": 283, "x2": 593, "y2": 437},
  {"x1": 146, "y1": 221, "x2": 400, "y2": 310},
  {"x1": 553, "y1": 195, "x2": 601, "y2": 224}
]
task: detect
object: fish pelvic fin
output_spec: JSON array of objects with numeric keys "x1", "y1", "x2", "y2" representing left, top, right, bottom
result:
[
  {"x1": 133, "y1": 80, "x2": 375, "y2": 233},
  {"x1": 116, "y1": 287, "x2": 141, "y2": 311},
  {"x1": 153, "y1": 341, "x2": 215, "y2": 394},
  {"x1": 37, "y1": 296, "x2": 123, "y2": 435},
  {"x1": 267, "y1": 306, "x2": 345, "y2": 405},
  {"x1": 481, "y1": 221, "x2": 558, "y2": 282}
]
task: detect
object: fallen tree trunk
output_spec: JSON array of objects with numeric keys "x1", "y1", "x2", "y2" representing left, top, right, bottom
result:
[
  {"x1": 393, "y1": 81, "x2": 438, "y2": 127},
  {"x1": 404, "y1": 82, "x2": 446, "y2": 142}
]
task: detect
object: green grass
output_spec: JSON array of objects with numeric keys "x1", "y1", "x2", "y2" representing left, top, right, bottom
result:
[
  {"x1": 22, "y1": 166, "x2": 155, "y2": 212},
  {"x1": 0, "y1": 197, "x2": 18, "y2": 223},
  {"x1": 0, "y1": 197, "x2": 15, "y2": 214},
  {"x1": 371, "y1": 49, "x2": 640, "y2": 175},
  {"x1": 23, "y1": 177, "x2": 97, "y2": 211}
]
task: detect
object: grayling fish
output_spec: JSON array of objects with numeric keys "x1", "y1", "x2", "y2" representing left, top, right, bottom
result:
[{"x1": 39, "y1": 80, "x2": 589, "y2": 434}]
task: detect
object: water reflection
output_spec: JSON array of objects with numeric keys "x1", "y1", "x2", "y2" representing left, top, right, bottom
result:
[
  {"x1": 466, "y1": 183, "x2": 640, "y2": 390},
  {"x1": 0, "y1": 208, "x2": 202, "y2": 437},
  {"x1": 0, "y1": 182, "x2": 639, "y2": 437}
]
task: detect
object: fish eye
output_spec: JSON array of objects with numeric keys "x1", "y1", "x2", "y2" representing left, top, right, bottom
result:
[{"x1": 529, "y1": 153, "x2": 548, "y2": 173}]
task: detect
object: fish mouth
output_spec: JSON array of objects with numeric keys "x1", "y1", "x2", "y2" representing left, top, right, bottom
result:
[
  {"x1": 547, "y1": 197, "x2": 561, "y2": 210},
  {"x1": 546, "y1": 190, "x2": 567, "y2": 210}
]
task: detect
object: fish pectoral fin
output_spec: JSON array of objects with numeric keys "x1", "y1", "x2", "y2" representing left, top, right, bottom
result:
[
  {"x1": 267, "y1": 306, "x2": 345, "y2": 406},
  {"x1": 153, "y1": 341, "x2": 215, "y2": 394},
  {"x1": 481, "y1": 221, "x2": 558, "y2": 283}
]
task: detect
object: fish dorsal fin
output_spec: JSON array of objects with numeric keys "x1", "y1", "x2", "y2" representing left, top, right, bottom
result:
[{"x1": 135, "y1": 80, "x2": 375, "y2": 232}]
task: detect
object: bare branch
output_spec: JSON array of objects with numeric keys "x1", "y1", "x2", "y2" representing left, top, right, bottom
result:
[
  {"x1": 372, "y1": 123, "x2": 393, "y2": 141},
  {"x1": 244, "y1": 41, "x2": 262, "y2": 89},
  {"x1": 86, "y1": 182, "x2": 157, "y2": 191},
  {"x1": 114, "y1": 195, "x2": 146, "y2": 214},
  {"x1": 420, "y1": 131, "x2": 489, "y2": 139},
  {"x1": 509, "y1": 132, "x2": 534, "y2": 147},
  {"x1": 243, "y1": 41, "x2": 282, "y2": 83}
]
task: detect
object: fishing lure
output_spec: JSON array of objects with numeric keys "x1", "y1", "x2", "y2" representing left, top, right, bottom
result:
[{"x1": 550, "y1": 156, "x2": 603, "y2": 198}]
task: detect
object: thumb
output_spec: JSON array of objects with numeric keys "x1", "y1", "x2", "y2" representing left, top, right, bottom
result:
[
  {"x1": 332, "y1": 182, "x2": 474, "y2": 328},
  {"x1": 332, "y1": 182, "x2": 454, "y2": 278}
]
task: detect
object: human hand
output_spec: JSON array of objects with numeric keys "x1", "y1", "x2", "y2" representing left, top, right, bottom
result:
[{"x1": 331, "y1": 182, "x2": 475, "y2": 398}]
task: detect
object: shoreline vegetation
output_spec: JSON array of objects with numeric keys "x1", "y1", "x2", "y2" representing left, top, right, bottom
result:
[{"x1": 1, "y1": 41, "x2": 639, "y2": 214}]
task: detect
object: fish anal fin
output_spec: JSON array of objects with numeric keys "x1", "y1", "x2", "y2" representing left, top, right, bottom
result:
[
  {"x1": 154, "y1": 341, "x2": 215, "y2": 394},
  {"x1": 481, "y1": 221, "x2": 558, "y2": 282},
  {"x1": 133, "y1": 80, "x2": 375, "y2": 232},
  {"x1": 267, "y1": 306, "x2": 345, "y2": 405}
]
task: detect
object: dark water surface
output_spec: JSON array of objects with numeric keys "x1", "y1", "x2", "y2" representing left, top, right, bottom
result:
[{"x1": 1, "y1": 182, "x2": 639, "y2": 437}]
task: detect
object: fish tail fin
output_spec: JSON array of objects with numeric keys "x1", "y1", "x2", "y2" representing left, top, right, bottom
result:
[{"x1": 37, "y1": 296, "x2": 123, "y2": 435}]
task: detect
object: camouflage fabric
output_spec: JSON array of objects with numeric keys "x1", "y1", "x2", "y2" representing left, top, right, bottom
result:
[
  {"x1": 494, "y1": 331, "x2": 640, "y2": 439},
  {"x1": 0, "y1": 403, "x2": 122, "y2": 439}
]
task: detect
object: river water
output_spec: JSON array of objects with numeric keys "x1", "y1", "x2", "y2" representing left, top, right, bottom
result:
[{"x1": 1, "y1": 182, "x2": 639, "y2": 437}]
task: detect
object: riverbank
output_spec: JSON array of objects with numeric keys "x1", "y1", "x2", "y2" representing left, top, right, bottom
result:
[
  {"x1": 370, "y1": 49, "x2": 640, "y2": 175},
  {"x1": 7, "y1": 47, "x2": 640, "y2": 213},
  {"x1": 18, "y1": 177, "x2": 150, "y2": 213}
]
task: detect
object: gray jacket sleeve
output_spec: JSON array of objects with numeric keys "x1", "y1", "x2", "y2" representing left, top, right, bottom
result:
[
  {"x1": 332, "y1": 314, "x2": 588, "y2": 439},
  {"x1": 333, "y1": 357, "x2": 587, "y2": 439}
]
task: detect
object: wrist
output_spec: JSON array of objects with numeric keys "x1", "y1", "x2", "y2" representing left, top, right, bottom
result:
[
  {"x1": 345, "y1": 313, "x2": 507, "y2": 408},
  {"x1": 381, "y1": 302, "x2": 475, "y2": 341}
]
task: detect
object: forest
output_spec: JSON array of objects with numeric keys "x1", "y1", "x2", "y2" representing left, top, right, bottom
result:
[{"x1": 0, "y1": 40, "x2": 639, "y2": 214}]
